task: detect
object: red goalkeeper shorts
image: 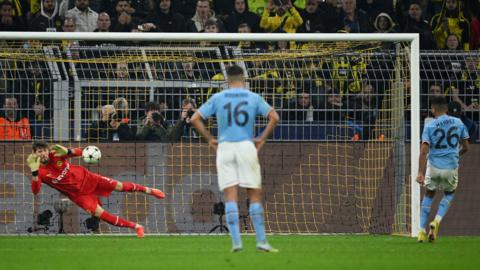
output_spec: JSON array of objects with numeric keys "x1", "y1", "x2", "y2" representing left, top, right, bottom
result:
[{"x1": 69, "y1": 173, "x2": 118, "y2": 214}]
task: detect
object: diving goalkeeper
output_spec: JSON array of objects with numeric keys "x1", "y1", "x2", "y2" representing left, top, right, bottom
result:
[{"x1": 26, "y1": 141, "x2": 165, "y2": 237}]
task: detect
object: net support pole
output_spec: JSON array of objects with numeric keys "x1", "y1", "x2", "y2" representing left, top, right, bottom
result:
[
  {"x1": 410, "y1": 35, "x2": 421, "y2": 237},
  {"x1": 74, "y1": 83, "x2": 82, "y2": 141},
  {"x1": 393, "y1": 43, "x2": 407, "y2": 233},
  {"x1": 44, "y1": 46, "x2": 70, "y2": 140},
  {"x1": 52, "y1": 81, "x2": 70, "y2": 140},
  {"x1": 141, "y1": 49, "x2": 155, "y2": 102}
]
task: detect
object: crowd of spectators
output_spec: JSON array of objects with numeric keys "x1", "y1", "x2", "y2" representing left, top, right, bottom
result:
[
  {"x1": 0, "y1": 0, "x2": 479, "y2": 142},
  {"x1": 85, "y1": 97, "x2": 195, "y2": 142},
  {"x1": 0, "y1": 0, "x2": 478, "y2": 50}
]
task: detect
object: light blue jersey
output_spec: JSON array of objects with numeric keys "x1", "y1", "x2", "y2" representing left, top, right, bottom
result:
[
  {"x1": 422, "y1": 114, "x2": 469, "y2": 169},
  {"x1": 198, "y1": 88, "x2": 272, "y2": 143}
]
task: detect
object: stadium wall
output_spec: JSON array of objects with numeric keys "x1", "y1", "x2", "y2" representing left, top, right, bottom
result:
[{"x1": 0, "y1": 142, "x2": 478, "y2": 235}]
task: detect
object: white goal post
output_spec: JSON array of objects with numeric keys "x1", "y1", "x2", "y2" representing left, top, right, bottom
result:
[{"x1": 0, "y1": 32, "x2": 420, "y2": 237}]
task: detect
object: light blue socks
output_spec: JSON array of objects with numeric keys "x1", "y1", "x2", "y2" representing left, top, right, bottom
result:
[
  {"x1": 435, "y1": 192, "x2": 455, "y2": 223},
  {"x1": 420, "y1": 196, "x2": 433, "y2": 231},
  {"x1": 225, "y1": 201, "x2": 241, "y2": 247},
  {"x1": 249, "y1": 202, "x2": 267, "y2": 244}
]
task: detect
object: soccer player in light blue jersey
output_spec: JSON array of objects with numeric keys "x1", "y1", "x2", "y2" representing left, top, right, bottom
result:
[
  {"x1": 191, "y1": 64, "x2": 280, "y2": 252},
  {"x1": 417, "y1": 96, "x2": 470, "y2": 243}
]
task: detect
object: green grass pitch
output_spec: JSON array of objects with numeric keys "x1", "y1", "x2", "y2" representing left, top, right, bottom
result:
[{"x1": 1, "y1": 235, "x2": 479, "y2": 270}]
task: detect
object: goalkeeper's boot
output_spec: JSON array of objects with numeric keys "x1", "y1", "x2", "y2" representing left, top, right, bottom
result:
[
  {"x1": 231, "y1": 244, "x2": 243, "y2": 253},
  {"x1": 150, "y1": 188, "x2": 165, "y2": 199},
  {"x1": 417, "y1": 230, "x2": 427, "y2": 243},
  {"x1": 428, "y1": 220, "x2": 439, "y2": 243},
  {"x1": 135, "y1": 225, "x2": 145, "y2": 238},
  {"x1": 256, "y1": 242, "x2": 279, "y2": 253}
]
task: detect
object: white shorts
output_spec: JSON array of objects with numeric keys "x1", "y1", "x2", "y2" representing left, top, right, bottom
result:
[
  {"x1": 425, "y1": 162, "x2": 458, "y2": 192},
  {"x1": 216, "y1": 140, "x2": 262, "y2": 191}
]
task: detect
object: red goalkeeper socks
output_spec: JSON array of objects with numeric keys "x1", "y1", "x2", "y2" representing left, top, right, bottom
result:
[
  {"x1": 100, "y1": 211, "x2": 136, "y2": 229},
  {"x1": 120, "y1": 182, "x2": 164, "y2": 200},
  {"x1": 121, "y1": 182, "x2": 147, "y2": 193}
]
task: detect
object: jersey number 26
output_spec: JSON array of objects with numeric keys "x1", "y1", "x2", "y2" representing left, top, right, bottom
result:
[{"x1": 433, "y1": 127, "x2": 459, "y2": 149}]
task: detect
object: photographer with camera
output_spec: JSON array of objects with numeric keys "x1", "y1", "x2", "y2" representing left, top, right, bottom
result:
[
  {"x1": 136, "y1": 101, "x2": 185, "y2": 141},
  {"x1": 181, "y1": 98, "x2": 199, "y2": 138},
  {"x1": 88, "y1": 104, "x2": 135, "y2": 141}
]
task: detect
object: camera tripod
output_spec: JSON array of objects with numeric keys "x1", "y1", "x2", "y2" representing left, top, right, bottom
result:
[
  {"x1": 27, "y1": 209, "x2": 52, "y2": 233},
  {"x1": 208, "y1": 199, "x2": 251, "y2": 233},
  {"x1": 57, "y1": 211, "x2": 65, "y2": 234},
  {"x1": 209, "y1": 214, "x2": 229, "y2": 233},
  {"x1": 209, "y1": 202, "x2": 229, "y2": 233}
]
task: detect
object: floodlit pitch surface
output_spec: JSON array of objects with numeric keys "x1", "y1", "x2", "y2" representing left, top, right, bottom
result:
[{"x1": 1, "y1": 235, "x2": 479, "y2": 269}]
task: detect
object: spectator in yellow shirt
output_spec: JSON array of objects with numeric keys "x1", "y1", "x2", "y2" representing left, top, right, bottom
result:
[
  {"x1": 259, "y1": 0, "x2": 303, "y2": 33},
  {"x1": 430, "y1": 0, "x2": 470, "y2": 50}
]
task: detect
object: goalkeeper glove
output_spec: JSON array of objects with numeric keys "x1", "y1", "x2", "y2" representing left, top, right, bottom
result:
[
  {"x1": 51, "y1": 144, "x2": 70, "y2": 157},
  {"x1": 26, "y1": 154, "x2": 40, "y2": 175}
]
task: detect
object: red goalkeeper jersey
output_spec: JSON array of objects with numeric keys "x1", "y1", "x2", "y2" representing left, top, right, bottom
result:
[{"x1": 36, "y1": 148, "x2": 98, "y2": 196}]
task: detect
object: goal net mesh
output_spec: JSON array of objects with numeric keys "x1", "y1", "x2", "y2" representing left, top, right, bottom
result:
[{"x1": 0, "y1": 38, "x2": 412, "y2": 235}]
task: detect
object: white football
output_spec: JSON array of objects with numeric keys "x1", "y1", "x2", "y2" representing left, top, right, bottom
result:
[{"x1": 82, "y1": 146, "x2": 101, "y2": 164}]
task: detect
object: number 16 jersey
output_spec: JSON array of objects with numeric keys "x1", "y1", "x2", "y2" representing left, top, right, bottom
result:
[
  {"x1": 422, "y1": 114, "x2": 469, "y2": 169},
  {"x1": 198, "y1": 88, "x2": 272, "y2": 143}
]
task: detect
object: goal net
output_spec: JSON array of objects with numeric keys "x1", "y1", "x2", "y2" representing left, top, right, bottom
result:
[{"x1": 0, "y1": 33, "x2": 420, "y2": 236}]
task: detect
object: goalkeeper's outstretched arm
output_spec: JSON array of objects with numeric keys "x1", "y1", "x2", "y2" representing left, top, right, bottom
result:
[
  {"x1": 51, "y1": 144, "x2": 83, "y2": 158},
  {"x1": 26, "y1": 154, "x2": 42, "y2": 195},
  {"x1": 31, "y1": 176, "x2": 41, "y2": 195}
]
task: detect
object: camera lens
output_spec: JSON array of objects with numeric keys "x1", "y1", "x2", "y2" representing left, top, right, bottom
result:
[{"x1": 152, "y1": 112, "x2": 162, "y2": 122}]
